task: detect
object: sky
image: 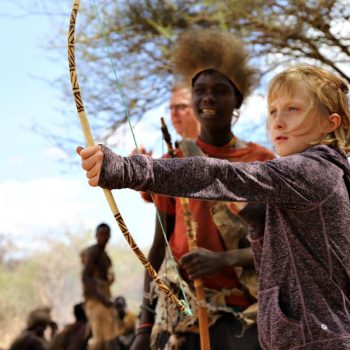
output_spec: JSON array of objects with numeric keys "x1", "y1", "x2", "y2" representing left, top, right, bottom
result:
[
  {"x1": 0, "y1": 0, "x2": 272, "y2": 255},
  {"x1": 0, "y1": 1, "x2": 158, "y2": 252}
]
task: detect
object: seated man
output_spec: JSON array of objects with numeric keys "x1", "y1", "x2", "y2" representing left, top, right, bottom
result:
[
  {"x1": 48, "y1": 302, "x2": 90, "y2": 350},
  {"x1": 9, "y1": 307, "x2": 57, "y2": 350},
  {"x1": 114, "y1": 296, "x2": 136, "y2": 350}
]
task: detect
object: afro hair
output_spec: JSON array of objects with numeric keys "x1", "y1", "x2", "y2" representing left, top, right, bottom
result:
[{"x1": 173, "y1": 28, "x2": 257, "y2": 101}]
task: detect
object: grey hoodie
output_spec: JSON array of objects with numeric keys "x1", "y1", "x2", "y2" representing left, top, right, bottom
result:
[{"x1": 99, "y1": 145, "x2": 350, "y2": 349}]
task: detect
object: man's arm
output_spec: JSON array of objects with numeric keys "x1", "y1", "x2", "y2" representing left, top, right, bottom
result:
[
  {"x1": 179, "y1": 246, "x2": 254, "y2": 280},
  {"x1": 221, "y1": 246, "x2": 255, "y2": 268},
  {"x1": 179, "y1": 204, "x2": 256, "y2": 280}
]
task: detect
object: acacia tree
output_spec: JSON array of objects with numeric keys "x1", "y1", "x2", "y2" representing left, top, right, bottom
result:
[{"x1": 32, "y1": 0, "x2": 350, "y2": 147}]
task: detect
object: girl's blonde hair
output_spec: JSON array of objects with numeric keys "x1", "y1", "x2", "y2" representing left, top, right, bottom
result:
[{"x1": 268, "y1": 65, "x2": 350, "y2": 155}]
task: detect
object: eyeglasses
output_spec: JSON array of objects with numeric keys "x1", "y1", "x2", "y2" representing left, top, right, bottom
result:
[{"x1": 168, "y1": 104, "x2": 190, "y2": 112}]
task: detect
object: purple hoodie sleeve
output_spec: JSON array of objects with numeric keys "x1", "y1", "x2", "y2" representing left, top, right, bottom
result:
[
  {"x1": 239, "y1": 203, "x2": 266, "y2": 273},
  {"x1": 98, "y1": 145, "x2": 342, "y2": 206}
]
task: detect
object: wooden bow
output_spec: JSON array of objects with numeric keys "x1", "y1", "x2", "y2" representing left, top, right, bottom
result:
[
  {"x1": 68, "y1": 0, "x2": 190, "y2": 315},
  {"x1": 161, "y1": 118, "x2": 211, "y2": 350}
]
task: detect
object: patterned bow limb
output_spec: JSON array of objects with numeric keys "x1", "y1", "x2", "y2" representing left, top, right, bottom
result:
[
  {"x1": 68, "y1": 0, "x2": 190, "y2": 315},
  {"x1": 161, "y1": 118, "x2": 211, "y2": 350}
]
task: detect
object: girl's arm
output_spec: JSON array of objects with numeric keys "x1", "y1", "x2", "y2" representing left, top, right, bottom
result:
[{"x1": 99, "y1": 146, "x2": 340, "y2": 206}]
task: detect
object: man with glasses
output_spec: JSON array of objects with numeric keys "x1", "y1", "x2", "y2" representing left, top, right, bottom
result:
[{"x1": 168, "y1": 83, "x2": 200, "y2": 140}]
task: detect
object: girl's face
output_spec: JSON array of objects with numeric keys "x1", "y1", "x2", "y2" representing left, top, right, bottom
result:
[
  {"x1": 268, "y1": 83, "x2": 331, "y2": 156},
  {"x1": 192, "y1": 71, "x2": 238, "y2": 132}
]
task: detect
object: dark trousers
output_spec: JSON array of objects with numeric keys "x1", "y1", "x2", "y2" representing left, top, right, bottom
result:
[{"x1": 157, "y1": 314, "x2": 262, "y2": 350}]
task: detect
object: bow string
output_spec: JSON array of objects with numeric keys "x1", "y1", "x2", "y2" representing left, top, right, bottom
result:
[
  {"x1": 161, "y1": 118, "x2": 211, "y2": 349},
  {"x1": 68, "y1": 0, "x2": 191, "y2": 315}
]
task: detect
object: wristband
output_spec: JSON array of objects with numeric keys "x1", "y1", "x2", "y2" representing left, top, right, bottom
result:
[
  {"x1": 140, "y1": 303, "x2": 156, "y2": 315},
  {"x1": 137, "y1": 322, "x2": 154, "y2": 329},
  {"x1": 136, "y1": 322, "x2": 154, "y2": 335}
]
